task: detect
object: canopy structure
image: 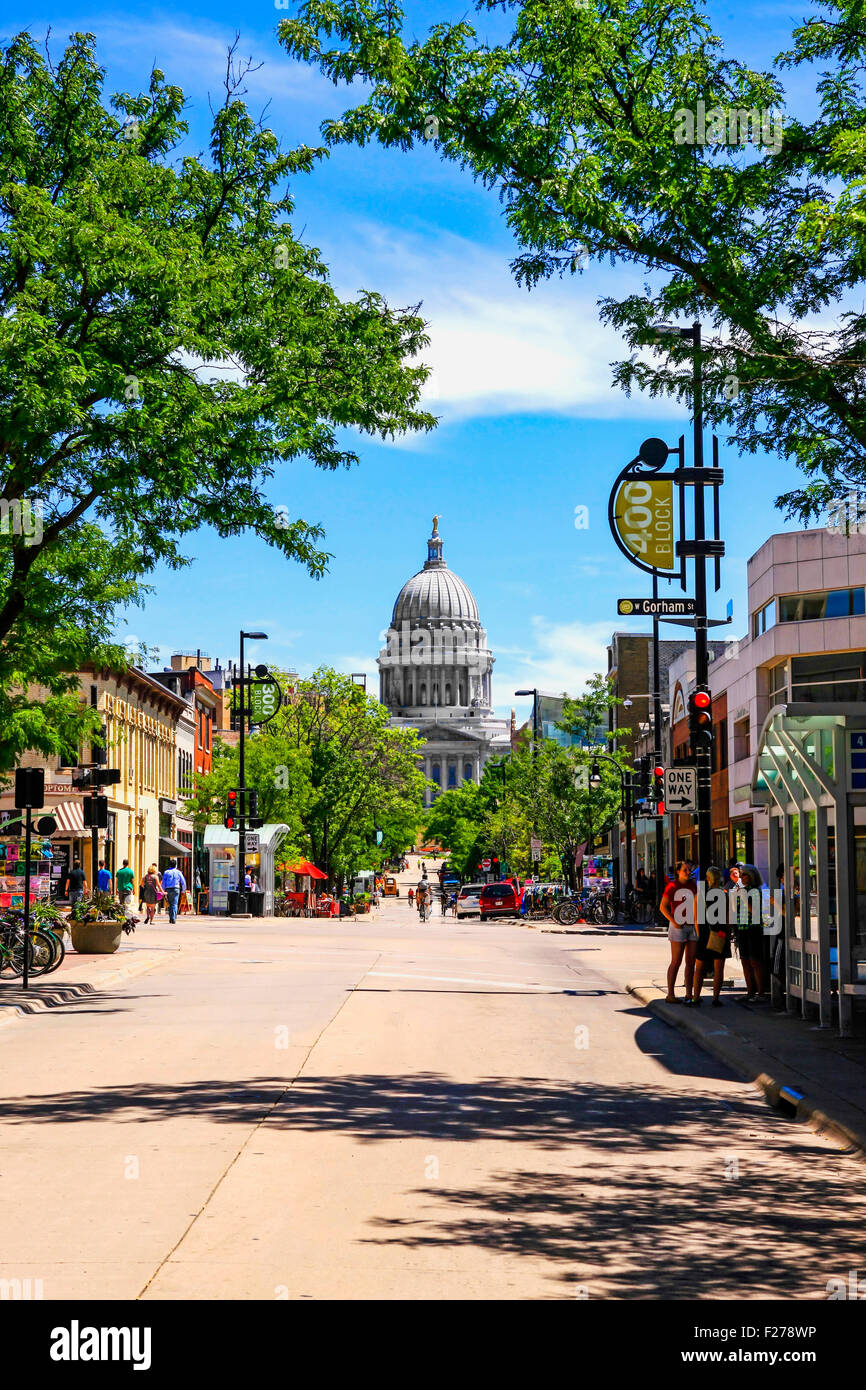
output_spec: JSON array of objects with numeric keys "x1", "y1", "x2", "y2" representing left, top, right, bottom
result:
[
  {"x1": 283, "y1": 859, "x2": 327, "y2": 881},
  {"x1": 159, "y1": 836, "x2": 189, "y2": 856},
  {"x1": 203, "y1": 823, "x2": 290, "y2": 915}
]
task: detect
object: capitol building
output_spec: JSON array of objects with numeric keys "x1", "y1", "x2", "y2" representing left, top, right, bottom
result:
[{"x1": 377, "y1": 519, "x2": 511, "y2": 805}]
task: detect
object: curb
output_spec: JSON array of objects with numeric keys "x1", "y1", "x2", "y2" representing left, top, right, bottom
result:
[
  {"x1": 0, "y1": 949, "x2": 180, "y2": 1032},
  {"x1": 627, "y1": 981, "x2": 866, "y2": 1160},
  {"x1": 542, "y1": 926, "x2": 666, "y2": 937}
]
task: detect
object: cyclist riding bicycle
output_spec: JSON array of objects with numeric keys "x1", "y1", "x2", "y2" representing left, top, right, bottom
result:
[{"x1": 416, "y1": 882, "x2": 430, "y2": 921}]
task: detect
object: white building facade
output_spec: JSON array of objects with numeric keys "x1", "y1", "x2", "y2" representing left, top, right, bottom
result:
[{"x1": 377, "y1": 520, "x2": 511, "y2": 805}]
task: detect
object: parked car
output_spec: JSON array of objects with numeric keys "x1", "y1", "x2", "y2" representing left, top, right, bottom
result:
[
  {"x1": 455, "y1": 883, "x2": 485, "y2": 919},
  {"x1": 479, "y1": 882, "x2": 522, "y2": 921}
]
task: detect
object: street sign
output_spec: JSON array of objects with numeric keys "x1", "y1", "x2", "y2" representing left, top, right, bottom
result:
[
  {"x1": 248, "y1": 680, "x2": 281, "y2": 725},
  {"x1": 530, "y1": 836, "x2": 542, "y2": 863},
  {"x1": 245, "y1": 832, "x2": 260, "y2": 853},
  {"x1": 611, "y1": 478, "x2": 678, "y2": 575},
  {"x1": 663, "y1": 767, "x2": 697, "y2": 813},
  {"x1": 617, "y1": 597, "x2": 697, "y2": 617},
  {"x1": 481, "y1": 857, "x2": 491, "y2": 871}
]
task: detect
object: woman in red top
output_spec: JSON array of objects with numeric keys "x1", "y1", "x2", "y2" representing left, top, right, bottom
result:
[{"x1": 659, "y1": 861, "x2": 698, "y2": 1003}]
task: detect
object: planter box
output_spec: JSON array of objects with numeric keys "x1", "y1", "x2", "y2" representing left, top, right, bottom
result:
[{"x1": 70, "y1": 921, "x2": 122, "y2": 954}]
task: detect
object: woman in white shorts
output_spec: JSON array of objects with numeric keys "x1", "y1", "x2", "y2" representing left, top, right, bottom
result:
[{"x1": 659, "y1": 861, "x2": 698, "y2": 1002}]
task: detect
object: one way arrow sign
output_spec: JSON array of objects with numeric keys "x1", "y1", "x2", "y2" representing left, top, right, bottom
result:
[{"x1": 663, "y1": 766, "x2": 697, "y2": 813}]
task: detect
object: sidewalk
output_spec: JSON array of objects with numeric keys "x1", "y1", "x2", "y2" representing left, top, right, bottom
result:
[
  {"x1": 0, "y1": 941, "x2": 182, "y2": 1031},
  {"x1": 628, "y1": 978, "x2": 866, "y2": 1158}
]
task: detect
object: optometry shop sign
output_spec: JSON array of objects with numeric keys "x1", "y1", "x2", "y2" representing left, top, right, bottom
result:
[{"x1": 611, "y1": 478, "x2": 677, "y2": 574}]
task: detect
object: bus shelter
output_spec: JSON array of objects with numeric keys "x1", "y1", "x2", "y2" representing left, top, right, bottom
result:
[
  {"x1": 203, "y1": 823, "x2": 289, "y2": 916},
  {"x1": 751, "y1": 705, "x2": 866, "y2": 1035}
]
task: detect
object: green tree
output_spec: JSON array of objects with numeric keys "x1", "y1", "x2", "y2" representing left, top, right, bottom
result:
[
  {"x1": 0, "y1": 524, "x2": 145, "y2": 770},
  {"x1": 186, "y1": 668, "x2": 425, "y2": 886},
  {"x1": 282, "y1": 0, "x2": 866, "y2": 520},
  {"x1": 0, "y1": 31, "x2": 434, "y2": 757}
]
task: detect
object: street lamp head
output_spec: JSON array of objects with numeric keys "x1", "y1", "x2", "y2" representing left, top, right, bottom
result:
[
  {"x1": 514, "y1": 688, "x2": 536, "y2": 697},
  {"x1": 243, "y1": 631, "x2": 268, "y2": 640},
  {"x1": 589, "y1": 759, "x2": 601, "y2": 787}
]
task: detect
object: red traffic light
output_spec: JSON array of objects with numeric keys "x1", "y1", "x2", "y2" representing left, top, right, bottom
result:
[
  {"x1": 693, "y1": 690, "x2": 711, "y2": 709},
  {"x1": 657, "y1": 800, "x2": 665, "y2": 815},
  {"x1": 654, "y1": 766, "x2": 665, "y2": 778}
]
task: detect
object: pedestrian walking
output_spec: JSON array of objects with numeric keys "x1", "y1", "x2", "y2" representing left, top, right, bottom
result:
[
  {"x1": 67, "y1": 859, "x2": 87, "y2": 906},
  {"x1": 140, "y1": 865, "x2": 160, "y2": 924},
  {"x1": 97, "y1": 859, "x2": 113, "y2": 893},
  {"x1": 660, "y1": 860, "x2": 698, "y2": 1003},
  {"x1": 116, "y1": 859, "x2": 135, "y2": 914},
  {"x1": 160, "y1": 858, "x2": 187, "y2": 925},
  {"x1": 692, "y1": 865, "x2": 732, "y2": 1007}
]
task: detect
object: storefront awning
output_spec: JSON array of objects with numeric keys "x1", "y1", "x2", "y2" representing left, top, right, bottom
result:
[
  {"x1": 51, "y1": 800, "x2": 85, "y2": 835},
  {"x1": 283, "y1": 859, "x2": 328, "y2": 880},
  {"x1": 159, "y1": 836, "x2": 190, "y2": 856}
]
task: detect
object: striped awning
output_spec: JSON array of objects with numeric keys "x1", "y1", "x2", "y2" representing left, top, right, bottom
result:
[{"x1": 51, "y1": 800, "x2": 85, "y2": 835}]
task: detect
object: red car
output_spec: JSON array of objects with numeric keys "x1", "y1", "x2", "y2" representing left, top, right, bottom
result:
[{"x1": 479, "y1": 881, "x2": 521, "y2": 921}]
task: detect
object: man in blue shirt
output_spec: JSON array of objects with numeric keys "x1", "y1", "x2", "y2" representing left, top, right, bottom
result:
[
  {"x1": 161, "y1": 860, "x2": 187, "y2": 924},
  {"x1": 97, "y1": 860, "x2": 113, "y2": 893}
]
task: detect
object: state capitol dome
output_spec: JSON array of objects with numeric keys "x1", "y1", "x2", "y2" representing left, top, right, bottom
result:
[
  {"x1": 377, "y1": 517, "x2": 511, "y2": 805},
  {"x1": 391, "y1": 540, "x2": 480, "y2": 627}
]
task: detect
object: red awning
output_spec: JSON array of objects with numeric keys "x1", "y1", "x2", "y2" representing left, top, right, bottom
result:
[{"x1": 284, "y1": 860, "x2": 328, "y2": 881}]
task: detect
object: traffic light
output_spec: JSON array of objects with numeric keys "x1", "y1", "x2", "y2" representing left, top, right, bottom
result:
[
  {"x1": 245, "y1": 788, "x2": 263, "y2": 829},
  {"x1": 653, "y1": 764, "x2": 665, "y2": 815},
  {"x1": 225, "y1": 789, "x2": 239, "y2": 830},
  {"x1": 92, "y1": 768, "x2": 121, "y2": 787},
  {"x1": 14, "y1": 767, "x2": 44, "y2": 809},
  {"x1": 92, "y1": 725, "x2": 108, "y2": 765},
  {"x1": 634, "y1": 755, "x2": 651, "y2": 801},
  {"x1": 688, "y1": 687, "x2": 713, "y2": 752},
  {"x1": 72, "y1": 767, "x2": 93, "y2": 789},
  {"x1": 83, "y1": 796, "x2": 108, "y2": 829}
]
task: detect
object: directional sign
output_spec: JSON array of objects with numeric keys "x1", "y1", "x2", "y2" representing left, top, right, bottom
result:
[
  {"x1": 617, "y1": 598, "x2": 697, "y2": 617},
  {"x1": 245, "y1": 832, "x2": 260, "y2": 853},
  {"x1": 663, "y1": 766, "x2": 697, "y2": 813}
]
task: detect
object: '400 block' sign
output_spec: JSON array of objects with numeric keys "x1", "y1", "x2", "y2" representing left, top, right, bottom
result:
[{"x1": 612, "y1": 478, "x2": 676, "y2": 574}]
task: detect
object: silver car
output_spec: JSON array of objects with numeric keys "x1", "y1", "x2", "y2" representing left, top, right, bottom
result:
[{"x1": 456, "y1": 883, "x2": 485, "y2": 919}]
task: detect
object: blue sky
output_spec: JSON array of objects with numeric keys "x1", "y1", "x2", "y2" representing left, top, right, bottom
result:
[{"x1": 6, "y1": 0, "x2": 833, "y2": 720}]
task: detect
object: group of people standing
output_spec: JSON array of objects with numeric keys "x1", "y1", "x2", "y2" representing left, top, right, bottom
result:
[{"x1": 659, "y1": 859, "x2": 766, "y2": 1006}]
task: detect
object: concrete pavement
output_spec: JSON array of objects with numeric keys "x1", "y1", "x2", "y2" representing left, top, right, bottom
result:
[{"x1": 2, "y1": 870, "x2": 866, "y2": 1300}]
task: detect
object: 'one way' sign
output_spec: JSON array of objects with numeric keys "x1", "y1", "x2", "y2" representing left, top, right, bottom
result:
[{"x1": 663, "y1": 767, "x2": 697, "y2": 813}]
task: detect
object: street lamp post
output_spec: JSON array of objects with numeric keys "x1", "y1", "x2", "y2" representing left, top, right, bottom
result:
[
  {"x1": 590, "y1": 754, "x2": 634, "y2": 899},
  {"x1": 651, "y1": 321, "x2": 713, "y2": 874},
  {"x1": 237, "y1": 629, "x2": 267, "y2": 913},
  {"x1": 515, "y1": 688, "x2": 540, "y2": 873}
]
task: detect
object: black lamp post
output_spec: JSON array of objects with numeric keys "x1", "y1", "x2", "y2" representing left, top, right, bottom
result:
[
  {"x1": 650, "y1": 320, "x2": 713, "y2": 874},
  {"x1": 590, "y1": 754, "x2": 634, "y2": 899},
  {"x1": 516, "y1": 688, "x2": 540, "y2": 872},
  {"x1": 236, "y1": 629, "x2": 268, "y2": 913}
]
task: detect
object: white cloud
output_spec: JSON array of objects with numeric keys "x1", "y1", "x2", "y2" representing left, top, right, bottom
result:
[
  {"x1": 491, "y1": 615, "x2": 613, "y2": 720},
  {"x1": 329, "y1": 221, "x2": 682, "y2": 428}
]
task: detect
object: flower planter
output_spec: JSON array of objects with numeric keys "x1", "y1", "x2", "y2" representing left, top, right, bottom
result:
[{"x1": 70, "y1": 920, "x2": 122, "y2": 954}]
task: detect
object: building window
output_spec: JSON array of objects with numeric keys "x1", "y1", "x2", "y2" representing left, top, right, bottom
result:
[
  {"x1": 464, "y1": 762, "x2": 473, "y2": 781},
  {"x1": 733, "y1": 717, "x2": 750, "y2": 762},
  {"x1": 431, "y1": 763, "x2": 441, "y2": 785},
  {"x1": 769, "y1": 661, "x2": 788, "y2": 705},
  {"x1": 752, "y1": 599, "x2": 775, "y2": 638},
  {"x1": 791, "y1": 651, "x2": 866, "y2": 703},
  {"x1": 779, "y1": 587, "x2": 865, "y2": 623},
  {"x1": 447, "y1": 763, "x2": 457, "y2": 788},
  {"x1": 715, "y1": 717, "x2": 728, "y2": 771}
]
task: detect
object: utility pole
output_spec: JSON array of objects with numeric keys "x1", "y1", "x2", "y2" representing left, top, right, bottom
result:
[
  {"x1": 689, "y1": 321, "x2": 713, "y2": 875},
  {"x1": 235, "y1": 629, "x2": 268, "y2": 915},
  {"x1": 651, "y1": 572, "x2": 666, "y2": 908}
]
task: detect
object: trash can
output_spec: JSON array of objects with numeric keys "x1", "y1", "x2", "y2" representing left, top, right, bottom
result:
[
  {"x1": 226, "y1": 890, "x2": 247, "y2": 916},
  {"x1": 248, "y1": 892, "x2": 264, "y2": 918}
]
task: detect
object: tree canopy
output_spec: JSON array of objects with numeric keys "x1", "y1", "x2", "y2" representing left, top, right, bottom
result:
[
  {"x1": 0, "y1": 31, "x2": 434, "y2": 761},
  {"x1": 185, "y1": 668, "x2": 426, "y2": 884},
  {"x1": 281, "y1": 0, "x2": 866, "y2": 521}
]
